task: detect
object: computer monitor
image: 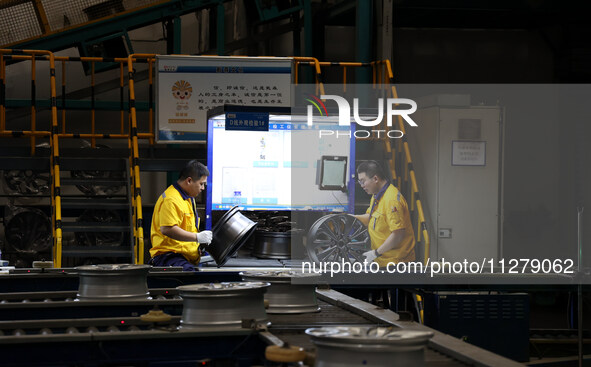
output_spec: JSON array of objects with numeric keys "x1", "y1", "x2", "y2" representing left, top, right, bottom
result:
[{"x1": 205, "y1": 106, "x2": 355, "y2": 229}]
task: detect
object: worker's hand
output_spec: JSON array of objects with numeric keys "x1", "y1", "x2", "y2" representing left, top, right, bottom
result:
[
  {"x1": 196, "y1": 231, "x2": 213, "y2": 244},
  {"x1": 362, "y1": 249, "x2": 378, "y2": 263}
]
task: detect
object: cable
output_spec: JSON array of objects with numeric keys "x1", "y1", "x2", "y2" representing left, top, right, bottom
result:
[{"x1": 331, "y1": 191, "x2": 346, "y2": 210}]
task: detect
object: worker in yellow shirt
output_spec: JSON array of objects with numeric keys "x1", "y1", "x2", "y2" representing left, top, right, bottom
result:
[
  {"x1": 149, "y1": 160, "x2": 212, "y2": 271},
  {"x1": 354, "y1": 161, "x2": 415, "y2": 266}
]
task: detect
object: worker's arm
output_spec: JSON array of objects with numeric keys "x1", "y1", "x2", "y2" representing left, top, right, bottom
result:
[
  {"x1": 375, "y1": 228, "x2": 406, "y2": 254},
  {"x1": 161, "y1": 225, "x2": 198, "y2": 242},
  {"x1": 362, "y1": 228, "x2": 406, "y2": 262},
  {"x1": 161, "y1": 225, "x2": 213, "y2": 244},
  {"x1": 352, "y1": 213, "x2": 370, "y2": 227}
]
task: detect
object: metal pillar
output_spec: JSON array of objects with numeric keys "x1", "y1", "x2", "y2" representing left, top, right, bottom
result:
[
  {"x1": 301, "y1": 0, "x2": 314, "y2": 83},
  {"x1": 356, "y1": 0, "x2": 372, "y2": 84},
  {"x1": 292, "y1": 12, "x2": 301, "y2": 56},
  {"x1": 174, "y1": 16, "x2": 182, "y2": 53},
  {"x1": 304, "y1": 0, "x2": 313, "y2": 57},
  {"x1": 166, "y1": 16, "x2": 182, "y2": 54},
  {"x1": 380, "y1": 0, "x2": 393, "y2": 63},
  {"x1": 166, "y1": 16, "x2": 182, "y2": 185},
  {"x1": 217, "y1": 1, "x2": 225, "y2": 55}
]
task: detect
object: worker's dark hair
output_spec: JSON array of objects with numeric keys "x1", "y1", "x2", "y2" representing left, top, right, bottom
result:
[
  {"x1": 179, "y1": 160, "x2": 209, "y2": 180},
  {"x1": 357, "y1": 160, "x2": 386, "y2": 180}
]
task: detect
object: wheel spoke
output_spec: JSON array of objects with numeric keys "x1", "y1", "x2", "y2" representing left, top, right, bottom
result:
[
  {"x1": 349, "y1": 251, "x2": 365, "y2": 262},
  {"x1": 317, "y1": 225, "x2": 340, "y2": 242},
  {"x1": 316, "y1": 247, "x2": 336, "y2": 262},
  {"x1": 306, "y1": 214, "x2": 370, "y2": 264},
  {"x1": 349, "y1": 228, "x2": 368, "y2": 241}
]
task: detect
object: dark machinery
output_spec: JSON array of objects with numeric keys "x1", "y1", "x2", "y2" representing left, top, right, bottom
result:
[
  {"x1": 2, "y1": 170, "x2": 50, "y2": 196},
  {"x1": 4, "y1": 208, "x2": 52, "y2": 267},
  {"x1": 75, "y1": 209, "x2": 124, "y2": 247}
]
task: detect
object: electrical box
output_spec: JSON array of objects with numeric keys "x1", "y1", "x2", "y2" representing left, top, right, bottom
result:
[
  {"x1": 424, "y1": 292, "x2": 529, "y2": 362},
  {"x1": 408, "y1": 99, "x2": 503, "y2": 261}
]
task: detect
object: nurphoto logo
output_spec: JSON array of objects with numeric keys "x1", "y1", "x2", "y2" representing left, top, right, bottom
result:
[{"x1": 306, "y1": 95, "x2": 419, "y2": 139}]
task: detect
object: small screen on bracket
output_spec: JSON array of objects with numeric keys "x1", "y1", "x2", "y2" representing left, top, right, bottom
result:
[{"x1": 320, "y1": 156, "x2": 348, "y2": 191}]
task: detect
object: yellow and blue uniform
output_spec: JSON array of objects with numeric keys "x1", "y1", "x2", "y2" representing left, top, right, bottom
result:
[
  {"x1": 150, "y1": 183, "x2": 201, "y2": 264},
  {"x1": 366, "y1": 183, "x2": 415, "y2": 266}
]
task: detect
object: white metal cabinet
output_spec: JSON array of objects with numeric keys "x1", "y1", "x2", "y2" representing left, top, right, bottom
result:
[{"x1": 409, "y1": 104, "x2": 503, "y2": 262}]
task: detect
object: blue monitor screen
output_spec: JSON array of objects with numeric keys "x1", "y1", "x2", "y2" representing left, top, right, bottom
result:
[{"x1": 205, "y1": 111, "x2": 355, "y2": 228}]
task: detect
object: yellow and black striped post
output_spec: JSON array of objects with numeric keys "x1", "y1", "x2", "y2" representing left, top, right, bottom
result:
[
  {"x1": 47, "y1": 52, "x2": 62, "y2": 268},
  {"x1": 148, "y1": 59, "x2": 154, "y2": 145},
  {"x1": 120, "y1": 63, "x2": 125, "y2": 135},
  {"x1": 61, "y1": 60, "x2": 66, "y2": 133},
  {"x1": 127, "y1": 54, "x2": 156, "y2": 264}
]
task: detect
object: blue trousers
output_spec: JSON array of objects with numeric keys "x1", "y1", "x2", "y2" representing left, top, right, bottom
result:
[{"x1": 149, "y1": 252, "x2": 196, "y2": 271}]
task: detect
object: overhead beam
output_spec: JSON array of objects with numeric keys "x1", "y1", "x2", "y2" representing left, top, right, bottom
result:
[{"x1": 3, "y1": 0, "x2": 229, "y2": 52}]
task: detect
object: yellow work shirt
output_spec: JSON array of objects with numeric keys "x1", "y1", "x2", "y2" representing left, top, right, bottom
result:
[
  {"x1": 366, "y1": 184, "x2": 415, "y2": 266},
  {"x1": 150, "y1": 184, "x2": 201, "y2": 263}
]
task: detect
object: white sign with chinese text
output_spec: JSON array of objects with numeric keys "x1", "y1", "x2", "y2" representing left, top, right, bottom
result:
[
  {"x1": 155, "y1": 55, "x2": 292, "y2": 143},
  {"x1": 452, "y1": 141, "x2": 486, "y2": 166}
]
